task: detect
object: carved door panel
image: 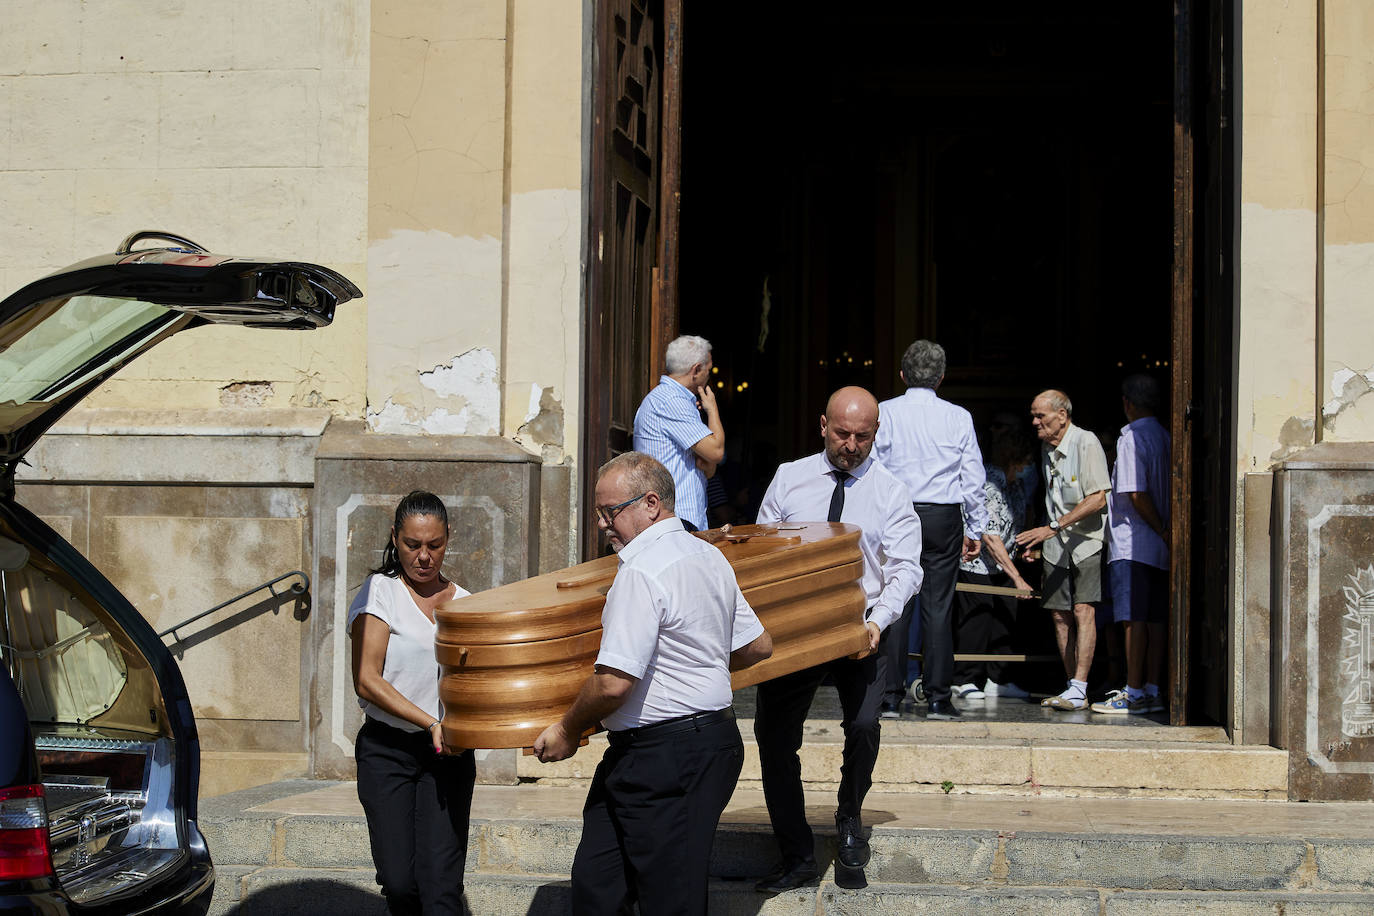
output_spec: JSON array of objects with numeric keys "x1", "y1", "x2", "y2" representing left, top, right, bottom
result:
[{"x1": 583, "y1": 0, "x2": 669, "y2": 558}]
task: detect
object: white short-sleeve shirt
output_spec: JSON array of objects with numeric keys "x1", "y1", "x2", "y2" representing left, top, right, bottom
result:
[
  {"x1": 597, "y1": 517, "x2": 764, "y2": 731},
  {"x1": 347, "y1": 573, "x2": 470, "y2": 732}
]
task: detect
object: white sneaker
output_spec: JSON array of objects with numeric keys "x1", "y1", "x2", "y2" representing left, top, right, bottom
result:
[
  {"x1": 953, "y1": 683, "x2": 986, "y2": 699},
  {"x1": 984, "y1": 680, "x2": 1030, "y2": 699}
]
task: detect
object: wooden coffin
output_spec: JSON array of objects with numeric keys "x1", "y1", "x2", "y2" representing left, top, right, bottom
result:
[{"x1": 434, "y1": 522, "x2": 869, "y2": 749}]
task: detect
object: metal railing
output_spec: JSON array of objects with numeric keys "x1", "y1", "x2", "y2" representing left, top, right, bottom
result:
[{"x1": 157, "y1": 570, "x2": 309, "y2": 644}]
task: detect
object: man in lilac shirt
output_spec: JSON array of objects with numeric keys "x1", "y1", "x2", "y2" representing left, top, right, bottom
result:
[
  {"x1": 875, "y1": 340, "x2": 987, "y2": 720},
  {"x1": 1092, "y1": 374, "x2": 1171, "y2": 715},
  {"x1": 633, "y1": 335, "x2": 725, "y2": 531}
]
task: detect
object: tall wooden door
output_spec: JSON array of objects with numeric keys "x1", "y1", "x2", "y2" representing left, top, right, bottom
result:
[
  {"x1": 582, "y1": 0, "x2": 681, "y2": 559},
  {"x1": 1170, "y1": 0, "x2": 1235, "y2": 726}
]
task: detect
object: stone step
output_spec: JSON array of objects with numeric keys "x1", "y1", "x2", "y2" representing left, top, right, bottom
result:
[
  {"x1": 207, "y1": 865, "x2": 1374, "y2": 916},
  {"x1": 517, "y1": 718, "x2": 1288, "y2": 798},
  {"x1": 199, "y1": 781, "x2": 1374, "y2": 900}
]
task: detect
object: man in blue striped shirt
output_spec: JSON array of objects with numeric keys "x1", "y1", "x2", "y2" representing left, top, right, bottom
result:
[{"x1": 633, "y1": 335, "x2": 725, "y2": 531}]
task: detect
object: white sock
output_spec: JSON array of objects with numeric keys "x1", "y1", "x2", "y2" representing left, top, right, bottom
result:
[
  {"x1": 1126, "y1": 686, "x2": 1145, "y2": 701},
  {"x1": 1064, "y1": 679, "x2": 1087, "y2": 700}
]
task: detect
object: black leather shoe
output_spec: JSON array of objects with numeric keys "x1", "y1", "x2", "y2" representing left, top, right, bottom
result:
[
  {"x1": 879, "y1": 700, "x2": 900, "y2": 719},
  {"x1": 834, "y1": 812, "x2": 870, "y2": 868},
  {"x1": 926, "y1": 698, "x2": 962, "y2": 720},
  {"x1": 754, "y1": 859, "x2": 819, "y2": 893}
]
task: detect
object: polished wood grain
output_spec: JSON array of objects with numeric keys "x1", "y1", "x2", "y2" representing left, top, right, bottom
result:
[{"x1": 436, "y1": 522, "x2": 869, "y2": 749}]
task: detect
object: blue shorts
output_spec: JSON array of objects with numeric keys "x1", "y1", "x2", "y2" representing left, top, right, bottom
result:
[{"x1": 1108, "y1": 559, "x2": 1168, "y2": 624}]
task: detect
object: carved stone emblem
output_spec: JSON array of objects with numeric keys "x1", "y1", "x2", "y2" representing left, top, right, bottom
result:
[{"x1": 1341, "y1": 565, "x2": 1374, "y2": 738}]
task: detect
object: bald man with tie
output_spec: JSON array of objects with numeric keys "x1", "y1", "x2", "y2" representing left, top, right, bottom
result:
[{"x1": 751, "y1": 386, "x2": 923, "y2": 892}]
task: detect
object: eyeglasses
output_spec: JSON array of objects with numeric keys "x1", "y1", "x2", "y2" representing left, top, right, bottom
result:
[{"x1": 594, "y1": 492, "x2": 646, "y2": 526}]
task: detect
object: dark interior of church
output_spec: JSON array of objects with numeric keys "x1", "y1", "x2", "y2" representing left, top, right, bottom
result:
[
  {"x1": 676, "y1": 5, "x2": 1183, "y2": 703},
  {"x1": 681, "y1": 5, "x2": 1174, "y2": 515}
]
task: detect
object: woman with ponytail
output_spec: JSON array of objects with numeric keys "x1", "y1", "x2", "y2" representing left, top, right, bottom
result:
[{"x1": 348, "y1": 490, "x2": 475, "y2": 913}]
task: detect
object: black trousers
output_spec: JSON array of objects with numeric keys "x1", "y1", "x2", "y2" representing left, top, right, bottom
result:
[
  {"x1": 953, "y1": 569, "x2": 1018, "y2": 686},
  {"x1": 754, "y1": 639, "x2": 886, "y2": 866},
  {"x1": 571, "y1": 710, "x2": 744, "y2": 915},
  {"x1": 886, "y1": 502, "x2": 962, "y2": 706},
  {"x1": 355, "y1": 718, "x2": 476, "y2": 915}
]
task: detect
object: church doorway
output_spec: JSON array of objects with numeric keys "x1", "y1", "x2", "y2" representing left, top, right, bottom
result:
[{"x1": 583, "y1": 1, "x2": 1235, "y2": 727}]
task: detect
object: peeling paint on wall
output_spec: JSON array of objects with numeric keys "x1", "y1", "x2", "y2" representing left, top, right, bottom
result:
[
  {"x1": 366, "y1": 349, "x2": 501, "y2": 436},
  {"x1": 515, "y1": 385, "x2": 564, "y2": 462},
  {"x1": 219, "y1": 381, "x2": 274, "y2": 408},
  {"x1": 1323, "y1": 367, "x2": 1374, "y2": 426},
  {"x1": 365, "y1": 227, "x2": 503, "y2": 435}
]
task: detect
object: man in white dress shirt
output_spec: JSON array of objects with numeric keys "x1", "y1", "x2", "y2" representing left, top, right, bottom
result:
[
  {"x1": 874, "y1": 340, "x2": 987, "y2": 720},
  {"x1": 533, "y1": 452, "x2": 772, "y2": 914},
  {"x1": 752, "y1": 387, "x2": 922, "y2": 892}
]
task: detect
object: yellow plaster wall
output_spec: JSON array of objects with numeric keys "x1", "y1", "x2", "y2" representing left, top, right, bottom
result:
[
  {"x1": 364, "y1": 0, "x2": 583, "y2": 469},
  {"x1": 504, "y1": 1, "x2": 584, "y2": 465},
  {"x1": 1320, "y1": 0, "x2": 1374, "y2": 441},
  {"x1": 0, "y1": 1, "x2": 370, "y2": 416},
  {"x1": 365, "y1": 0, "x2": 509, "y2": 436},
  {"x1": 1237, "y1": 0, "x2": 1318, "y2": 474}
]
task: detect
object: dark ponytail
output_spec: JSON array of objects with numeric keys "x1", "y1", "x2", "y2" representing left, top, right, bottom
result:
[{"x1": 371, "y1": 490, "x2": 449, "y2": 577}]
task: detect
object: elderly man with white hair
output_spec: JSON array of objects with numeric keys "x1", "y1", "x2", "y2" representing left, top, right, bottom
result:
[
  {"x1": 632, "y1": 334, "x2": 725, "y2": 532},
  {"x1": 1015, "y1": 389, "x2": 1111, "y2": 711}
]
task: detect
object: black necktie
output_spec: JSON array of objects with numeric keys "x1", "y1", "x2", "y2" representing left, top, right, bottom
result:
[{"x1": 828, "y1": 470, "x2": 850, "y2": 522}]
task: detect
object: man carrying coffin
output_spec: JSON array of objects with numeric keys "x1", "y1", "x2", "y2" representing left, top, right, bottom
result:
[
  {"x1": 533, "y1": 451, "x2": 772, "y2": 914},
  {"x1": 751, "y1": 386, "x2": 923, "y2": 892}
]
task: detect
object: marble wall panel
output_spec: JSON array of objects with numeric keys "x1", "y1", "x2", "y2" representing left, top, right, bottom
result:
[
  {"x1": 1241, "y1": 473, "x2": 1273, "y2": 745},
  {"x1": 15, "y1": 478, "x2": 315, "y2": 754},
  {"x1": 97, "y1": 516, "x2": 306, "y2": 722},
  {"x1": 1274, "y1": 444, "x2": 1374, "y2": 799},
  {"x1": 311, "y1": 424, "x2": 541, "y2": 779}
]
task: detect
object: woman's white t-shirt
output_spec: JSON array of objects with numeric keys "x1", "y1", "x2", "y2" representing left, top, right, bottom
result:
[{"x1": 347, "y1": 572, "x2": 470, "y2": 732}]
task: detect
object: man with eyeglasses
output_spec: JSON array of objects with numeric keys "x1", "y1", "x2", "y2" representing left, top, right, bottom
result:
[
  {"x1": 533, "y1": 451, "x2": 772, "y2": 915},
  {"x1": 751, "y1": 386, "x2": 922, "y2": 892}
]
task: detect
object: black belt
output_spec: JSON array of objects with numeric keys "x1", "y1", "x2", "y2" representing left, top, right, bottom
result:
[
  {"x1": 912, "y1": 501, "x2": 960, "y2": 509},
  {"x1": 608, "y1": 706, "x2": 735, "y2": 745}
]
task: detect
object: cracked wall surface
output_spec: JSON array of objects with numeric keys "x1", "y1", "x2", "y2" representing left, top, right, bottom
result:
[
  {"x1": 365, "y1": 0, "x2": 583, "y2": 482},
  {"x1": 1321, "y1": 1, "x2": 1374, "y2": 444},
  {"x1": 0, "y1": 1, "x2": 369, "y2": 416},
  {"x1": 1242, "y1": 1, "x2": 1374, "y2": 462},
  {"x1": 1238, "y1": 2, "x2": 1319, "y2": 473}
]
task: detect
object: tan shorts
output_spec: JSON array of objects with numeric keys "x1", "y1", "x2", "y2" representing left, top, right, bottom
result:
[{"x1": 1041, "y1": 551, "x2": 1102, "y2": 611}]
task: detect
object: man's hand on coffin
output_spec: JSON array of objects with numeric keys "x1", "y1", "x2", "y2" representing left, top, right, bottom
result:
[
  {"x1": 851, "y1": 620, "x2": 884, "y2": 656},
  {"x1": 533, "y1": 721, "x2": 578, "y2": 762},
  {"x1": 533, "y1": 666, "x2": 637, "y2": 762}
]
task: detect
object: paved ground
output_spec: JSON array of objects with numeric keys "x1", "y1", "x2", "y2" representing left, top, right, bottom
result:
[{"x1": 231, "y1": 779, "x2": 1374, "y2": 840}]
